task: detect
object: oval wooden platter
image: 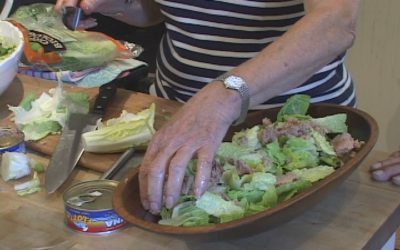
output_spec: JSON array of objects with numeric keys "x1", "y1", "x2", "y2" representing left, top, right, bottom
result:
[{"x1": 113, "y1": 103, "x2": 379, "y2": 241}]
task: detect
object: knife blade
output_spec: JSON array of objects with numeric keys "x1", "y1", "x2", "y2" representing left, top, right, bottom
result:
[
  {"x1": 62, "y1": 0, "x2": 88, "y2": 30},
  {"x1": 45, "y1": 82, "x2": 117, "y2": 193}
]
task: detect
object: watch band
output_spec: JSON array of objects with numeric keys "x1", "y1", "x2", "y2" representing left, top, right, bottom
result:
[{"x1": 216, "y1": 74, "x2": 250, "y2": 126}]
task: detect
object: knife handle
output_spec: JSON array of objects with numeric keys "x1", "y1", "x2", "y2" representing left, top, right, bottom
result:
[{"x1": 92, "y1": 82, "x2": 117, "y2": 116}]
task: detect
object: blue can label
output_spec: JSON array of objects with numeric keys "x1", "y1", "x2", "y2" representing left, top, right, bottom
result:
[
  {"x1": 0, "y1": 128, "x2": 25, "y2": 153},
  {"x1": 65, "y1": 206, "x2": 127, "y2": 233}
]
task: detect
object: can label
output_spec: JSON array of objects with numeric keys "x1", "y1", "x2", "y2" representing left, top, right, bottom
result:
[
  {"x1": 63, "y1": 180, "x2": 128, "y2": 234},
  {"x1": 65, "y1": 206, "x2": 127, "y2": 233},
  {"x1": 0, "y1": 128, "x2": 25, "y2": 153}
]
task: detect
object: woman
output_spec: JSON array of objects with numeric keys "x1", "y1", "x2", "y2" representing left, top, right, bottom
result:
[{"x1": 56, "y1": 0, "x2": 361, "y2": 214}]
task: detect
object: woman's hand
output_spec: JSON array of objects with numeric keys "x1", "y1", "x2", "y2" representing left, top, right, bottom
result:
[
  {"x1": 54, "y1": 0, "x2": 110, "y2": 29},
  {"x1": 55, "y1": 0, "x2": 107, "y2": 14},
  {"x1": 55, "y1": 0, "x2": 163, "y2": 27},
  {"x1": 370, "y1": 151, "x2": 400, "y2": 185},
  {"x1": 138, "y1": 81, "x2": 242, "y2": 214}
]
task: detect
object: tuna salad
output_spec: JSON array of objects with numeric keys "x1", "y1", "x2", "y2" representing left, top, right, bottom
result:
[{"x1": 159, "y1": 94, "x2": 363, "y2": 227}]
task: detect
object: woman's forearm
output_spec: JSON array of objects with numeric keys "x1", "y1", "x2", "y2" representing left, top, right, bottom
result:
[{"x1": 229, "y1": 0, "x2": 360, "y2": 107}]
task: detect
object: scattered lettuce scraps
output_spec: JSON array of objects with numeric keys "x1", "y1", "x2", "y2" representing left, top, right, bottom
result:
[{"x1": 8, "y1": 83, "x2": 90, "y2": 141}]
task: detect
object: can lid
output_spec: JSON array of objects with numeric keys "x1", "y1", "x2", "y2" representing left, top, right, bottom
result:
[
  {"x1": 64, "y1": 180, "x2": 118, "y2": 211},
  {"x1": 0, "y1": 128, "x2": 24, "y2": 149}
]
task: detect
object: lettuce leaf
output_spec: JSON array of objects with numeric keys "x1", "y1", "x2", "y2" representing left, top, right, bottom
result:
[
  {"x1": 282, "y1": 137, "x2": 319, "y2": 171},
  {"x1": 291, "y1": 165, "x2": 335, "y2": 183},
  {"x1": 277, "y1": 94, "x2": 311, "y2": 122},
  {"x1": 196, "y1": 192, "x2": 245, "y2": 223},
  {"x1": 313, "y1": 113, "x2": 348, "y2": 133},
  {"x1": 82, "y1": 104, "x2": 156, "y2": 153},
  {"x1": 159, "y1": 201, "x2": 210, "y2": 227}
]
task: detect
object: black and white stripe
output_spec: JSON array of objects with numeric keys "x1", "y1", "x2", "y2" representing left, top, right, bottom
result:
[{"x1": 151, "y1": 0, "x2": 356, "y2": 107}]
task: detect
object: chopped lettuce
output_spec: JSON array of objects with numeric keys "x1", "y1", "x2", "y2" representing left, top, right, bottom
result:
[
  {"x1": 277, "y1": 94, "x2": 311, "y2": 122},
  {"x1": 20, "y1": 120, "x2": 62, "y2": 141},
  {"x1": 232, "y1": 125, "x2": 262, "y2": 149},
  {"x1": 264, "y1": 140, "x2": 286, "y2": 174},
  {"x1": 19, "y1": 92, "x2": 37, "y2": 111},
  {"x1": 291, "y1": 165, "x2": 335, "y2": 183},
  {"x1": 196, "y1": 192, "x2": 245, "y2": 223},
  {"x1": 282, "y1": 137, "x2": 319, "y2": 171},
  {"x1": 312, "y1": 130, "x2": 336, "y2": 156},
  {"x1": 276, "y1": 179, "x2": 312, "y2": 202},
  {"x1": 243, "y1": 172, "x2": 276, "y2": 191},
  {"x1": 159, "y1": 201, "x2": 210, "y2": 227},
  {"x1": 14, "y1": 172, "x2": 41, "y2": 196},
  {"x1": 216, "y1": 142, "x2": 255, "y2": 162},
  {"x1": 8, "y1": 84, "x2": 90, "y2": 141},
  {"x1": 313, "y1": 113, "x2": 348, "y2": 133},
  {"x1": 217, "y1": 143, "x2": 269, "y2": 172}
]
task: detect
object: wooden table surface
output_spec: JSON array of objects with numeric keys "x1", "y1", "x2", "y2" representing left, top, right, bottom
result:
[{"x1": 1, "y1": 76, "x2": 400, "y2": 250}]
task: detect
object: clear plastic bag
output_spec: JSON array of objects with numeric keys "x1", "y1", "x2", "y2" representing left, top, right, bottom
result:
[{"x1": 9, "y1": 3, "x2": 133, "y2": 72}]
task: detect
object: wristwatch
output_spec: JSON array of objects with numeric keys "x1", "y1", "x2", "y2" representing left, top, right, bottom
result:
[{"x1": 216, "y1": 74, "x2": 250, "y2": 126}]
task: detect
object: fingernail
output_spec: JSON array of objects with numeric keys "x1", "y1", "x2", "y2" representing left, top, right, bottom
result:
[
  {"x1": 150, "y1": 202, "x2": 160, "y2": 213},
  {"x1": 165, "y1": 196, "x2": 174, "y2": 209},
  {"x1": 393, "y1": 175, "x2": 400, "y2": 186},
  {"x1": 372, "y1": 170, "x2": 386, "y2": 181}
]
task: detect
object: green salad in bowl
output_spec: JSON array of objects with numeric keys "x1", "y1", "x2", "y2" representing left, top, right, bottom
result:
[
  {"x1": 0, "y1": 39, "x2": 16, "y2": 61},
  {"x1": 159, "y1": 94, "x2": 363, "y2": 227},
  {"x1": 113, "y1": 93, "x2": 378, "y2": 239},
  {"x1": 0, "y1": 20, "x2": 24, "y2": 96}
]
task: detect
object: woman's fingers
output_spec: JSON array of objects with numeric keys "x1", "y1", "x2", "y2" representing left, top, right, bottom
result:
[
  {"x1": 54, "y1": 0, "x2": 107, "y2": 14},
  {"x1": 139, "y1": 134, "x2": 163, "y2": 211},
  {"x1": 370, "y1": 151, "x2": 400, "y2": 185},
  {"x1": 164, "y1": 148, "x2": 195, "y2": 209},
  {"x1": 194, "y1": 151, "x2": 215, "y2": 198},
  {"x1": 370, "y1": 154, "x2": 400, "y2": 171},
  {"x1": 371, "y1": 163, "x2": 400, "y2": 182},
  {"x1": 55, "y1": 0, "x2": 79, "y2": 12},
  {"x1": 139, "y1": 136, "x2": 168, "y2": 214},
  {"x1": 138, "y1": 81, "x2": 239, "y2": 214}
]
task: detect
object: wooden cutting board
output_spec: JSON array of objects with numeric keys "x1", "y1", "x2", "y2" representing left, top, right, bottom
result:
[{"x1": 0, "y1": 74, "x2": 181, "y2": 172}]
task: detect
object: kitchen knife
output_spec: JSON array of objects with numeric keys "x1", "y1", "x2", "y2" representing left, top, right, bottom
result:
[
  {"x1": 45, "y1": 82, "x2": 117, "y2": 193},
  {"x1": 62, "y1": 0, "x2": 87, "y2": 30}
]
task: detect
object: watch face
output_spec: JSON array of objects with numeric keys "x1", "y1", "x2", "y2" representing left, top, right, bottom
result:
[{"x1": 225, "y1": 76, "x2": 244, "y2": 89}]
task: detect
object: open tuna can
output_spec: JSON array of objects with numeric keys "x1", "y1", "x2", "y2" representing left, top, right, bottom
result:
[
  {"x1": 0, "y1": 127, "x2": 25, "y2": 154},
  {"x1": 64, "y1": 179, "x2": 128, "y2": 234},
  {"x1": 63, "y1": 148, "x2": 136, "y2": 234}
]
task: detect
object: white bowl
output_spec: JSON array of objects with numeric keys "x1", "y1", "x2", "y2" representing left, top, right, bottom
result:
[{"x1": 0, "y1": 21, "x2": 24, "y2": 96}]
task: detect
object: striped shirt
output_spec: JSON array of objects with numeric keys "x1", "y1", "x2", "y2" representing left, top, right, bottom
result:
[{"x1": 151, "y1": 0, "x2": 356, "y2": 108}]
